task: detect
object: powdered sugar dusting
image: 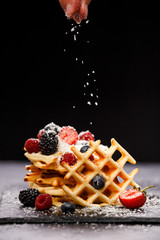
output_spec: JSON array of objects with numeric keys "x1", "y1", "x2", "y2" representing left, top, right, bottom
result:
[
  {"x1": 57, "y1": 137, "x2": 72, "y2": 153},
  {"x1": 75, "y1": 140, "x2": 90, "y2": 150},
  {"x1": 1, "y1": 162, "x2": 160, "y2": 224},
  {"x1": 63, "y1": 20, "x2": 100, "y2": 126},
  {"x1": 1, "y1": 188, "x2": 160, "y2": 223}
]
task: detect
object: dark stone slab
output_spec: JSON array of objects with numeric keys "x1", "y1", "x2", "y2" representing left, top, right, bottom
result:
[
  {"x1": 0, "y1": 186, "x2": 160, "y2": 224},
  {"x1": 0, "y1": 162, "x2": 160, "y2": 224}
]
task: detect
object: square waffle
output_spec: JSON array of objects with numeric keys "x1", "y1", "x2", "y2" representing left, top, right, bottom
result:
[
  {"x1": 61, "y1": 138, "x2": 139, "y2": 207},
  {"x1": 24, "y1": 163, "x2": 74, "y2": 206}
]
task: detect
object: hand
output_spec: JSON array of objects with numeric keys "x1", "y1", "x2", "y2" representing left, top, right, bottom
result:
[{"x1": 59, "y1": 0, "x2": 91, "y2": 23}]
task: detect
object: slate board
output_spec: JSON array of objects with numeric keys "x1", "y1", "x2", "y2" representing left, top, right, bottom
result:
[
  {"x1": 1, "y1": 162, "x2": 160, "y2": 224},
  {"x1": 0, "y1": 185, "x2": 160, "y2": 224}
]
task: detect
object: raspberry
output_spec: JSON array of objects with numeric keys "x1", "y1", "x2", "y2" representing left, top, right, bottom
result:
[
  {"x1": 24, "y1": 138, "x2": 40, "y2": 153},
  {"x1": 60, "y1": 152, "x2": 77, "y2": 166},
  {"x1": 19, "y1": 188, "x2": 40, "y2": 207},
  {"x1": 89, "y1": 154, "x2": 94, "y2": 161},
  {"x1": 78, "y1": 131, "x2": 95, "y2": 141},
  {"x1": 37, "y1": 129, "x2": 44, "y2": 140},
  {"x1": 59, "y1": 126, "x2": 78, "y2": 145},
  {"x1": 35, "y1": 194, "x2": 52, "y2": 210},
  {"x1": 39, "y1": 131, "x2": 58, "y2": 155}
]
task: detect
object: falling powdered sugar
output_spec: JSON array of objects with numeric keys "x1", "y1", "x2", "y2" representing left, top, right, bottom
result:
[
  {"x1": 84, "y1": 69, "x2": 100, "y2": 107},
  {"x1": 63, "y1": 19, "x2": 100, "y2": 125}
]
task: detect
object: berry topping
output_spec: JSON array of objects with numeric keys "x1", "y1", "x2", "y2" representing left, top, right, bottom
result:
[
  {"x1": 39, "y1": 131, "x2": 58, "y2": 155},
  {"x1": 24, "y1": 138, "x2": 40, "y2": 153},
  {"x1": 78, "y1": 131, "x2": 94, "y2": 141},
  {"x1": 80, "y1": 145, "x2": 94, "y2": 161},
  {"x1": 35, "y1": 193, "x2": 52, "y2": 210},
  {"x1": 44, "y1": 122, "x2": 60, "y2": 134},
  {"x1": 37, "y1": 129, "x2": 44, "y2": 140},
  {"x1": 61, "y1": 202, "x2": 75, "y2": 213},
  {"x1": 119, "y1": 185, "x2": 155, "y2": 209},
  {"x1": 19, "y1": 188, "x2": 40, "y2": 207},
  {"x1": 60, "y1": 152, "x2": 77, "y2": 166},
  {"x1": 92, "y1": 175, "x2": 105, "y2": 190},
  {"x1": 59, "y1": 126, "x2": 78, "y2": 145},
  {"x1": 80, "y1": 145, "x2": 90, "y2": 153}
]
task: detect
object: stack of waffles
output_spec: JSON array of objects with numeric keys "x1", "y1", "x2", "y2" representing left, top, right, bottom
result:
[{"x1": 24, "y1": 124, "x2": 139, "y2": 207}]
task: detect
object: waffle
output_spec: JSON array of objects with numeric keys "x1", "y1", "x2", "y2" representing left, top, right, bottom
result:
[
  {"x1": 28, "y1": 182, "x2": 72, "y2": 207},
  {"x1": 24, "y1": 163, "x2": 75, "y2": 206},
  {"x1": 24, "y1": 155, "x2": 75, "y2": 205},
  {"x1": 61, "y1": 138, "x2": 139, "y2": 207},
  {"x1": 24, "y1": 138, "x2": 139, "y2": 207},
  {"x1": 24, "y1": 152, "x2": 66, "y2": 174}
]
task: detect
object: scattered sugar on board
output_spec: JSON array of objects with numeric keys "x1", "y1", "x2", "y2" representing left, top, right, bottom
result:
[{"x1": 1, "y1": 188, "x2": 160, "y2": 225}]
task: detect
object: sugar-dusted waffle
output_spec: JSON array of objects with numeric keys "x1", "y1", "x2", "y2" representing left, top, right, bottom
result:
[
  {"x1": 61, "y1": 138, "x2": 139, "y2": 207},
  {"x1": 23, "y1": 122, "x2": 139, "y2": 208},
  {"x1": 24, "y1": 164, "x2": 75, "y2": 207},
  {"x1": 24, "y1": 152, "x2": 67, "y2": 174}
]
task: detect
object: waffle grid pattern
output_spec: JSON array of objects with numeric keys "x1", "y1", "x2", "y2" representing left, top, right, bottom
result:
[{"x1": 61, "y1": 138, "x2": 139, "y2": 207}]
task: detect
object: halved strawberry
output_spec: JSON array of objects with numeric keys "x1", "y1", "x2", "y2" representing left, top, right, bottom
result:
[
  {"x1": 59, "y1": 126, "x2": 78, "y2": 145},
  {"x1": 119, "y1": 185, "x2": 155, "y2": 209}
]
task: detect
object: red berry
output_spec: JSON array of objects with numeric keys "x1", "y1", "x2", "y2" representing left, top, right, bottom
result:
[
  {"x1": 119, "y1": 189, "x2": 146, "y2": 209},
  {"x1": 89, "y1": 154, "x2": 94, "y2": 161},
  {"x1": 24, "y1": 138, "x2": 40, "y2": 153},
  {"x1": 35, "y1": 194, "x2": 52, "y2": 210},
  {"x1": 59, "y1": 126, "x2": 78, "y2": 145},
  {"x1": 119, "y1": 185, "x2": 155, "y2": 209},
  {"x1": 78, "y1": 131, "x2": 94, "y2": 141},
  {"x1": 37, "y1": 129, "x2": 44, "y2": 140},
  {"x1": 60, "y1": 152, "x2": 77, "y2": 166}
]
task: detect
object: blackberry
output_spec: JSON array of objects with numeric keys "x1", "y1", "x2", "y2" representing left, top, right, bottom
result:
[
  {"x1": 39, "y1": 131, "x2": 58, "y2": 155},
  {"x1": 19, "y1": 188, "x2": 40, "y2": 207},
  {"x1": 44, "y1": 122, "x2": 60, "y2": 134}
]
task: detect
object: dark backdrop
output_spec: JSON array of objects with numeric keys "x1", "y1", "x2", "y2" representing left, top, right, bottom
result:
[{"x1": 1, "y1": 1, "x2": 160, "y2": 162}]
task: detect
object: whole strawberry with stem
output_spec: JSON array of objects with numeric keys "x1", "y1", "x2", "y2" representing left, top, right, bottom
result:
[{"x1": 119, "y1": 185, "x2": 155, "y2": 209}]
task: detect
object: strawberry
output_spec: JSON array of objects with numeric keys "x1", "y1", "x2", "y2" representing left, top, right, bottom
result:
[
  {"x1": 78, "y1": 131, "x2": 94, "y2": 141},
  {"x1": 24, "y1": 138, "x2": 40, "y2": 153},
  {"x1": 59, "y1": 126, "x2": 78, "y2": 145},
  {"x1": 119, "y1": 185, "x2": 155, "y2": 209}
]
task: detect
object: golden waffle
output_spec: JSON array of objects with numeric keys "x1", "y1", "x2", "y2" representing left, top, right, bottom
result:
[
  {"x1": 24, "y1": 152, "x2": 66, "y2": 174},
  {"x1": 25, "y1": 163, "x2": 75, "y2": 206},
  {"x1": 24, "y1": 151, "x2": 61, "y2": 165},
  {"x1": 28, "y1": 182, "x2": 72, "y2": 207},
  {"x1": 24, "y1": 169, "x2": 75, "y2": 187},
  {"x1": 29, "y1": 181, "x2": 66, "y2": 196},
  {"x1": 61, "y1": 138, "x2": 139, "y2": 207}
]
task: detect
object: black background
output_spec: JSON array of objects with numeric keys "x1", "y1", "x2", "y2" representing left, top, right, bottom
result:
[{"x1": 0, "y1": 1, "x2": 160, "y2": 162}]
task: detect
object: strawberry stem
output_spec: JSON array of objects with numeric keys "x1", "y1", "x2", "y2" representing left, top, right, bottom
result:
[{"x1": 141, "y1": 185, "x2": 155, "y2": 192}]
